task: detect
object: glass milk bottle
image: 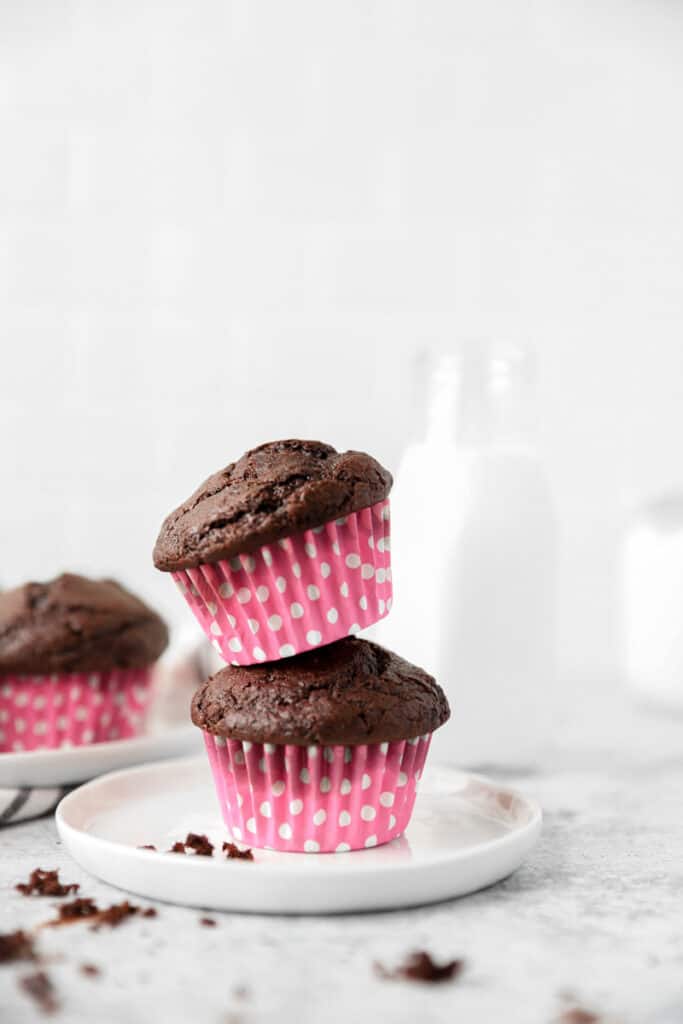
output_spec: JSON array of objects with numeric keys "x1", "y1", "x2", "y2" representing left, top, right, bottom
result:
[{"x1": 377, "y1": 342, "x2": 557, "y2": 768}]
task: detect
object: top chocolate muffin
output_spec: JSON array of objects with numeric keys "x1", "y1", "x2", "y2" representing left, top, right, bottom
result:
[
  {"x1": 191, "y1": 637, "x2": 449, "y2": 746},
  {"x1": 153, "y1": 439, "x2": 392, "y2": 572},
  {"x1": 0, "y1": 574, "x2": 169, "y2": 674}
]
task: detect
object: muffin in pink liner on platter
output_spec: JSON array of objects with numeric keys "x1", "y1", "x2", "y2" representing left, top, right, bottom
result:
[
  {"x1": 191, "y1": 637, "x2": 450, "y2": 853},
  {"x1": 153, "y1": 440, "x2": 393, "y2": 666},
  {"x1": 0, "y1": 574, "x2": 168, "y2": 754}
]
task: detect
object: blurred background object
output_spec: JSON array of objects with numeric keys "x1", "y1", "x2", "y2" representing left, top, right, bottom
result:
[
  {"x1": 2, "y1": 0, "x2": 683, "y2": 724},
  {"x1": 148, "y1": 626, "x2": 220, "y2": 729},
  {"x1": 621, "y1": 496, "x2": 683, "y2": 712}
]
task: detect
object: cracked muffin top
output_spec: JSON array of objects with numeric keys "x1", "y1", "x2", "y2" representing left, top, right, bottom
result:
[
  {"x1": 191, "y1": 638, "x2": 449, "y2": 745},
  {"x1": 0, "y1": 574, "x2": 169, "y2": 674},
  {"x1": 153, "y1": 439, "x2": 392, "y2": 572}
]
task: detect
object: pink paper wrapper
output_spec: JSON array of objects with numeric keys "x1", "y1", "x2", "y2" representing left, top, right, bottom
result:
[
  {"x1": 172, "y1": 498, "x2": 392, "y2": 666},
  {"x1": 203, "y1": 732, "x2": 431, "y2": 853},
  {"x1": 0, "y1": 668, "x2": 152, "y2": 753}
]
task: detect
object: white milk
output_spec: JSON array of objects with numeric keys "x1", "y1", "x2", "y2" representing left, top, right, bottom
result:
[
  {"x1": 376, "y1": 344, "x2": 557, "y2": 767},
  {"x1": 622, "y1": 496, "x2": 683, "y2": 710}
]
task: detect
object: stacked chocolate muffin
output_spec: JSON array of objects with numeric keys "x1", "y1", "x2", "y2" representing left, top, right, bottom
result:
[{"x1": 154, "y1": 439, "x2": 449, "y2": 853}]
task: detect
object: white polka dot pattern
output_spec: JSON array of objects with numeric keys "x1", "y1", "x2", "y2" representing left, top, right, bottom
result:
[
  {"x1": 0, "y1": 669, "x2": 151, "y2": 753},
  {"x1": 171, "y1": 498, "x2": 392, "y2": 666},
  {"x1": 202, "y1": 731, "x2": 431, "y2": 854}
]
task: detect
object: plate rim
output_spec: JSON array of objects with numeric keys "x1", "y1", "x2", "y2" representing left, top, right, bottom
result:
[
  {"x1": 0, "y1": 724, "x2": 199, "y2": 788},
  {"x1": 0, "y1": 724, "x2": 196, "y2": 765}
]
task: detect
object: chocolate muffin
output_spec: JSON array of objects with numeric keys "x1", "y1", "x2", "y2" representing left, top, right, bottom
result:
[
  {"x1": 194, "y1": 639, "x2": 449, "y2": 853},
  {"x1": 0, "y1": 573, "x2": 168, "y2": 674},
  {"x1": 192, "y1": 637, "x2": 449, "y2": 746},
  {"x1": 153, "y1": 440, "x2": 394, "y2": 667},
  {"x1": 153, "y1": 439, "x2": 392, "y2": 571},
  {"x1": 0, "y1": 574, "x2": 168, "y2": 754}
]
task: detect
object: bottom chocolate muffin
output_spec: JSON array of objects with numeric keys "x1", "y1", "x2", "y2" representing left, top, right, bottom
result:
[{"x1": 192, "y1": 638, "x2": 449, "y2": 853}]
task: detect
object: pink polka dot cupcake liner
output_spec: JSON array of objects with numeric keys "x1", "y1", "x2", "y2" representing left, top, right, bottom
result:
[
  {"x1": 172, "y1": 498, "x2": 392, "y2": 666},
  {"x1": 0, "y1": 668, "x2": 152, "y2": 754},
  {"x1": 203, "y1": 731, "x2": 431, "y2": 853}
]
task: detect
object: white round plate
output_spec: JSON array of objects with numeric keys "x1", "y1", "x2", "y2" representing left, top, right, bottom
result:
[
  {"x1": 0, "y1": 726, "x2": 201, "y2": 788},
  {"x1": 56, "y1": 756, "x2": 541, "y2": 914}
]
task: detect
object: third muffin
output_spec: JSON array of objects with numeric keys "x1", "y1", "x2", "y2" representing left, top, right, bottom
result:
[{"x1": 0, "y1": 574, "x2": 168, "y2": 752}]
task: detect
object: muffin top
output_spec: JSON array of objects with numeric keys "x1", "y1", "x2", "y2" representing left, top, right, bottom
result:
[
  {"x1": 153, "y1": 439, "x2": 392, "y2": 571},
  {"x1": 191, "y1": 638, "x2": 449, "y2": 746},
  {"x1": 0, "y1": 574, "x2": 169, "y2": 674}
]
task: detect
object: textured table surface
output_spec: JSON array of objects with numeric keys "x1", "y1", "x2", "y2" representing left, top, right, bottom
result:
[{"x1": 1, "y1": 680, "x2": 682, "y2": 1024}]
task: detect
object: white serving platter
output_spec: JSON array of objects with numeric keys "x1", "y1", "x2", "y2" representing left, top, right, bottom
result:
[{"x1": 56, "y1": 755, "x2": 541, "y2": 914}]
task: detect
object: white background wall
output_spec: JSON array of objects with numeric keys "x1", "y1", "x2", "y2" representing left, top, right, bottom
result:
[{"x1": 2, "y1": 0, "x2": 683, "y2": 681}]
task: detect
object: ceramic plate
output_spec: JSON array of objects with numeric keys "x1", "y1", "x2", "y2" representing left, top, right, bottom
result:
[
  {"x1": 0, "y1": 725, "x2": 201, "y2": 788},
  {"x1": 56, "y1": 756, "x2": 541, "y2": 914}
]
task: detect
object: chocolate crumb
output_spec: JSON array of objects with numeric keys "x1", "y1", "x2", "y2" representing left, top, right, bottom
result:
[
  {"x1": 165, "y1": 835, "x2": 253, "y2": 859},
  {"x1": 200, "y1": 917, "x2": 217, "y2": 927},
  {"x1": 49, "y1": 897, "x2": 99, "y2": 924},
  {"x1": 138, "y1": 845, "x2": 157, "y2": 852},
  {"x1": 184, "y1": 833, "x2": 214, "y2": 856},
  {"x1": 80, "y1": 963, "x2": 101, "y2": 977},
  {"x1": 19, "y1": 971, "x2": 58, "y2": 1014},
  {"x1": 91, "y1": 901, "x2": 139, "y2": 929},
  {"x1": 558, "y1": 1011, "x2": 600, "y2": 1024},
  {"x1": 375, "y1": 951, "x2": 464, "y2": 984},
  {"x1": 222, "y1": 842, "x2": 254, "y2": 861},
  {"x1": 16, "y1": 868, "x2": 79, "y2": 898},
  {"x1": 0, "y1": 930, "x2": 36, "y2": 964},
  {"x1": 47, "y1": 897, "x2": 155, "y2": 930},
  {"x1": 167, "y1": 833, "x2": 216, "y2": 855}
]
